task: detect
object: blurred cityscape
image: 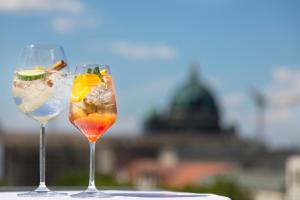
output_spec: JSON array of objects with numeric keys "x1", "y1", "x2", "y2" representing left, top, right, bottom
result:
[{"x1": 1, "y1": 65, "x2": 300, "y2": 200}]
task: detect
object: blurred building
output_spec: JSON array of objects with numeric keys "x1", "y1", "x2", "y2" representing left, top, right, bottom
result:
[
  {"x1": 285, "y1": 155, "x2": 300, "y2": 200},
  {"x1": 121, "y1": 158, "x2": 235, "y2": 190},
  {"x1": 144, "y1": 65, "x2": 224, "y2": 135},
  {"x1": 1, "y1": 132, "x2": 290, "y2": 188}
]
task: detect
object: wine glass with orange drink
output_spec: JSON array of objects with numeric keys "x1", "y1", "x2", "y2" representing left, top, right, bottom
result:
[{"x1": 69, "y1": 64, "x2": 117, "y2": 198}]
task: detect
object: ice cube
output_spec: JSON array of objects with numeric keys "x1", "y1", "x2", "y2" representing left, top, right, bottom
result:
[
  {"x1": 49, "y1": 72, "x2": 71, "y2": 104},
  {"x1": 101, "y1": 90, "x2": 113, "y2": 105},
  {"x1": 33, "y1": 79, "x2": 48, "y2": 91},
  {"x1": 84, "y1": 83, "x2": 113, "y2": 107},
  {"x1": 13, "y1": 80, "x2": 54, "y2": 113}
]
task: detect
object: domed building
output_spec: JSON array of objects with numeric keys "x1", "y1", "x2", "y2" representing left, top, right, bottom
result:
[{"x1": 144, "y1": 65, "x2": 223, "y2": 134}]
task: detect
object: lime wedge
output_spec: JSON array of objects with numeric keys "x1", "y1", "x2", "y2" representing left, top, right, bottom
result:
[{"x1": 17, "y1": 69, "x2": 46, "y2": 81}]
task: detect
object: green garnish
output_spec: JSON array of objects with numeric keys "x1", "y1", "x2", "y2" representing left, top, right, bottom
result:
[
  {"x1": 93, "y1": 66, "x2": 100, "y2": 74},
  {"x1": 17, "y1": 69, "x2": 46, "y2": 81},
  {"x1": 86, "y1": 66, "x2": 105, "y2": 82}
]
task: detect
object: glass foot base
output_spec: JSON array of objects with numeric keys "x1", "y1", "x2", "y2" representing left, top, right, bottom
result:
[
  {"x1": 71, "y1": 188, "x2": 111, "y2": 198},
  {"x1": 18, "y1": 186, "x2": 67, "y2": 197}
]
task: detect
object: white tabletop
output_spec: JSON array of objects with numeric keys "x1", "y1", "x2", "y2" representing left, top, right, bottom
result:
[{"x1": 0, "y1": 190, "x2": 230, "y2": 200}]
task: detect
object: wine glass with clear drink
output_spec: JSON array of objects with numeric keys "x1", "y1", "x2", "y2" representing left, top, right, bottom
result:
[
  {"x1": 69, "y1": 64, "x2": 117, "y2": 198},
  {"x1": 12, "y1": 44, "x2": 69, "y2": 197}
]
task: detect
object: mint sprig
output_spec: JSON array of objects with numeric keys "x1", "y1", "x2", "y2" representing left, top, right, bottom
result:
[{"x1": 87, "y1": 66, "x2": 105, "y2": 82}]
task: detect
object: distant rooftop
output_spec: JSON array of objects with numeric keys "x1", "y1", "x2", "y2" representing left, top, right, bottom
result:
[{"x1": 125, "y1": 159, "x2": 235, "y2": 188}]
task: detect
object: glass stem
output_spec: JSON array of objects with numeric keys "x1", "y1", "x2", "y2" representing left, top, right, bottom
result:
[
  {"x1": 39, "y1": 122, "x2": 46, "y2": 187},
  {"x1": 88, "y1": 142, "x2": 96, "y2": 190}
]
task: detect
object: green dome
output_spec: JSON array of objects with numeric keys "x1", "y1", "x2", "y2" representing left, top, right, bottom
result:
[
  {"x1": 171, "y1": 74, "x2": 219, "y2": 115},
  {"x1": 144, "y1": 65, "x2": 222, "y2": 133}
]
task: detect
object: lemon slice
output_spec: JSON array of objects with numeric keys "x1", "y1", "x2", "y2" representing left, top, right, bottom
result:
[
  {"x1": 71, "y1": 74, "x2": 101, "y2": 102},
  {"x1": 100, "y1": 69, "x2": 107, "y2": 75},
  {"x1": 35, "y1": 66, "x2": 46, "y2": 70},
  {"x1": 17, "y1": 69, "x2": 46, "y2": 81}
]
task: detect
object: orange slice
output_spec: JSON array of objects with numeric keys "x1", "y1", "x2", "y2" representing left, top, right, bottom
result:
[{"x1": 71, "y1": 74, "x2": 101, "y2": 102}]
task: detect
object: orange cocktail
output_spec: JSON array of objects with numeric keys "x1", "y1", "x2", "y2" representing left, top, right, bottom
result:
[
  {"x1": 69, "y1": 67, "x2": 117, "y2": 142},
  {"x1": 69, "y1": 64, "x2": 117, "y2": 198}
]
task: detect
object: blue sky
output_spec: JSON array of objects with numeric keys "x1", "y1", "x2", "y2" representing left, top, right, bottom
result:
[{"x1": 0, "y1": 0, "x2": 300, "y2": 148}]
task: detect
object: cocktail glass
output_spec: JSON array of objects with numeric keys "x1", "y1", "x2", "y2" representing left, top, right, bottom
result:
[
  {"x1": 12, "y1": 44, "x2": 69, "y2": 197},
  {"x1": 69, "y1": 64, "x2": 117, "y2": 198}
]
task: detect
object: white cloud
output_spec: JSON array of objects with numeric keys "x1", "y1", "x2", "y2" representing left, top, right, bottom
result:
[
  {"x1": 111, "y1": 41, "x2": 178, "y2": 60},
  {"x1": 0, "y1": 0, "x2": 84, "y2": 13},
  {"x1": 183, "y1": 66, "x2": 300, "y2": 148},
  {"x1": 51, "y1": 17, "x2": 75, "y2": 33},
  {"x1": 272, "y1": 67, "x2": 299, "y2": 84},
  {"x1": 0, "y1": 0, "x2": 100, "y2": 34},
  {"x1": 268, "y1": 67, "x2": 300, "y2": 107},
  {"x1": 254, "y1": 67, "x2": 300, "y2": 128},
  {"x1": 51, "y1": 16, "x2": 97, "y2": 34},
  {"x1": 266, "y1": 108, "x2": 293, "y2": 124},
  {"x1": 260, "y1": 66, "x2": 300, "y2": 148}
]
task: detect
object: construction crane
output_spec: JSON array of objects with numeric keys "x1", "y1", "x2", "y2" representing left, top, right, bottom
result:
[
  {"x1": 250, "y1": 87, "x2": 300, "y2": 144},
  {"x1": 250, "y1": 87, "x2": 267, "y2": 143}
]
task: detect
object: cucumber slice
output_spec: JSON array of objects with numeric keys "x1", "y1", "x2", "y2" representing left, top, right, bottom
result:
[{"x1": 17, "y1": 69, "x2": 46, "y2": 81}]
